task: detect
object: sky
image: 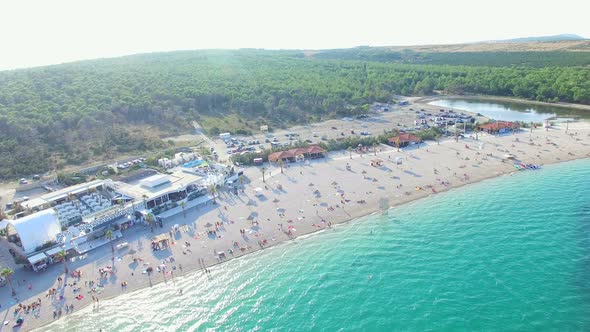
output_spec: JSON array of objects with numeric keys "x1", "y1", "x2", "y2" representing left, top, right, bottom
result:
[{"x1": 0, "y1": 0, "x2": 589, "y2": 70}]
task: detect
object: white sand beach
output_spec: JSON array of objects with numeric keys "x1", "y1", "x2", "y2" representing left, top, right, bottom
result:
[{"x1": 1, "y1": 119, "x2": 589, "y2": 331}]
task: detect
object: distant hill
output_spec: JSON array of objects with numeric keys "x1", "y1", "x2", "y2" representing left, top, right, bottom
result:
[
  {"x1": 486, "y1": 34, "x2": 587, "y2": 43},
  {"x1": 308, "y1": 40, "x2": 590, "y2": 67}
]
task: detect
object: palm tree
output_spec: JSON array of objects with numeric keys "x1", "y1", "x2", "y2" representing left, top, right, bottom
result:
[
  {"x1": 1, "y1": 268, "x2": 16, "y2": 296},
  {"x1": 238, "y1": 175, "x2": 245, "y2": 189},
  {"x1": 142, "y1": 194, "x2": 149, "y2": 209},
  {"x1": 261, "y1": 167, "x2": 267, "y2": 183},
  {"x1": 146, "y1": 213, "x2": 155, "y2": 230},
  {"x1": 56, "y1": 250, "x2": 69, "y2": 274},
  {"x1": 347, "y1": 146, "x2": 353, "y2": 159},
  {"x1": 277, "y1": 159, "x2": 284, "y2": 173},
  {"x1": 208, "y1": 185, "x2": 218, "y2": 204},
  {"x1": 180, "y1": 201, "x2": 186, "y2": 218},
  {"x1": 105, "y1": 229, "x2": 115, "y2": 261}
]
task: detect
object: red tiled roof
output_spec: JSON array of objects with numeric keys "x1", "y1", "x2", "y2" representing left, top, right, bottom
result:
[
  {"x1": 268, "y1": 150, "x2": 295, "y2": 162},
  {"x1": 268, "y1": 145, "x2": 326, "y2": 162},
  {"x1": 477, "y1": 121, "x2": 519, "y2": 131},
  {"x1": 388, "y1": 133, "x2": 420, "y2": 144},
  {"x1": 306, "y1": 145, "x2": 326, "y2": 154}
]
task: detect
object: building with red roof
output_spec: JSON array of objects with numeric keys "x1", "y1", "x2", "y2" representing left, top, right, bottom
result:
[
  {"x1": 268, "y1": 145, "x2": 326, "y2": 163},
  {"x1": 387, "y1": 133, "x2": 421, "y2": 148},
  {"x1": 477, "y1": 121, "x2": 520, "y2": 134}
]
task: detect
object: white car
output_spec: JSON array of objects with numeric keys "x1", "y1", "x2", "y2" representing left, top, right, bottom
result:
[{"x1": 19, "y1": 178, "x2": 28, "y2": 184}]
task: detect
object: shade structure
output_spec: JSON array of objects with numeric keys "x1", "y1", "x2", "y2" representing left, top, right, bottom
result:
[{"x1": 8, "y1": 209, "x2": 61, "y2": 254}]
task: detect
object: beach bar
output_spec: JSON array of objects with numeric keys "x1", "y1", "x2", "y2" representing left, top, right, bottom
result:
[
  {"x1": 477, "y1": 121, "x2": 520, "y2": 134},
  {"x1": 268, "y1": 145, "x2": 326, "y2": 163},
  {"x1": 388, "y1": 133, "x2": 420, "y2": 148}
]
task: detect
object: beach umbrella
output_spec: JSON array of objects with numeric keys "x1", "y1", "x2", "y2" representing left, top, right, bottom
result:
[
  {"x1": 204, "y1": 222, "x2": 213, "y2": 228},
  {"x1": 128, "y1": 249, "x2": 137, "y2": 255},
  {"x1": 308, "y1": 183, "x2": 314, "y2": 186},
  {"x1": 276, "y1": 207, "x2": 286, "y2": 213},
  {"x1": 272, "y1": 198, "x2": 280, "y2": 203}
]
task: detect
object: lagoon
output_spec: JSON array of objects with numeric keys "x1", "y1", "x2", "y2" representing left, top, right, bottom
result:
[{"x1": 429, "y1": 98, "x2": 589, "y2": 122}]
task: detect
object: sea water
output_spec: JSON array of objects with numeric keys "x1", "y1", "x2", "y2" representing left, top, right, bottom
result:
[{"x1": 41, "y1": 159, "x2": 590, "y2": 331}]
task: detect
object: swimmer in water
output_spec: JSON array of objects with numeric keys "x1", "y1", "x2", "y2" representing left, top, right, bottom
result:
[
  {"x1": 368, "y1": 275, "x2": 373, "y2": 280},
  {"x1": 178, "y1": 289, "x2": 183, "y2": 295}
]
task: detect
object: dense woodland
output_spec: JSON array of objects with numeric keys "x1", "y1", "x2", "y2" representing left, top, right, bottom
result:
[
  {"x1": 312, "y1": 47, "x2": 590, "y2": 67},
  {"x1": 0, "y1": 49, "x2": 589, "y2": 179}
]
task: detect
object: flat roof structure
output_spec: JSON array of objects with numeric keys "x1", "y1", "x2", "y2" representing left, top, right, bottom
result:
[
  {"x1": 139, "y1": 174, "x2": 171, "y2": 189},
  {"x1": 27, "y1": 252, "x2": 48, "y2": 264},
  {"x1": 44, "y1": 246, "x2": 64, "y2": 256},
  {"x1": 22, "y1": 179, "x2": 110, "y2": 210},
  {"x1": 114, "y1": 169, "x2": 205, "y2": 201}
]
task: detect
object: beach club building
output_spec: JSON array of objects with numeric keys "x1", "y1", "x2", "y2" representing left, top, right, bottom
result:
[
  {"x1": 477, "y1": 121, "x2": 520, "y2": 134},
  {"x1": 268, "y1": 145, "x2": 326, "y2": 163},
  {"x1": 5, "y1": 167, "x2": 222, "y2": 270},
  {"x1": 387, "y1": 133, "x2": 421, "y2": 148}
]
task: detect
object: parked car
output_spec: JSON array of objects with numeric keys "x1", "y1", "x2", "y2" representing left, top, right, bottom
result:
[{"x1": 19, "y1": 178, "x2": 28, "y2": 184}]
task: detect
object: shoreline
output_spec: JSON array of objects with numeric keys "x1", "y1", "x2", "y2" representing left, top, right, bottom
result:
[
  {"x1": 37, "y1": 155, "x2": 590, "y2": 332},
  {"x1": 3, "y1": 120, "x2": 590, "y2": 332}
]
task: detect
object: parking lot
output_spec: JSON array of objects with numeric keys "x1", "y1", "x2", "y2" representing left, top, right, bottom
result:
[{"x1": 208, "y1": 101, "x2": 487, "y2": 162}]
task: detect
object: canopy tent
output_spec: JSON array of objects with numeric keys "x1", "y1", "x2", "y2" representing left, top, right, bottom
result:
[
  {"x1": 8, "y1": 209, "x2": 61, "y2": 254},
  {"x1": 27, "y1": 252, "x2": 49, "y2": 271},
  {"x1": 152, "y1": 234, "x2": 169, "y2": 243}
]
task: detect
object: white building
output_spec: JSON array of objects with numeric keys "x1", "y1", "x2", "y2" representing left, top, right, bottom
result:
[{"x1": 6, "y1": 209, "x2": 61, "y2": 255}]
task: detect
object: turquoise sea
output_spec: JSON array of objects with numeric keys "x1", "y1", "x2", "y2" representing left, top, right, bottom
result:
[{"x1": 42, "y1": 159, "x2": 590, "y2": 331}]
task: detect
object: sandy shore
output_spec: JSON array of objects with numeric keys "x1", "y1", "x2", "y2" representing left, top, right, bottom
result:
[{"x1": 1, "y1": 119, "x2": 589, "y2": 331}]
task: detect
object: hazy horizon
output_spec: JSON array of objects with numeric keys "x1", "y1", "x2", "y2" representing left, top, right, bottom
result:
[{"x1": 1, "y1": 0, "x2": 589, "y2": 71}]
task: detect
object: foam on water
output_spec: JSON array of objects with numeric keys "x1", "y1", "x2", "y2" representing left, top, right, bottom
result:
[{"x1": 40, "y1": 159, "x2": 590, "y2": 331}]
